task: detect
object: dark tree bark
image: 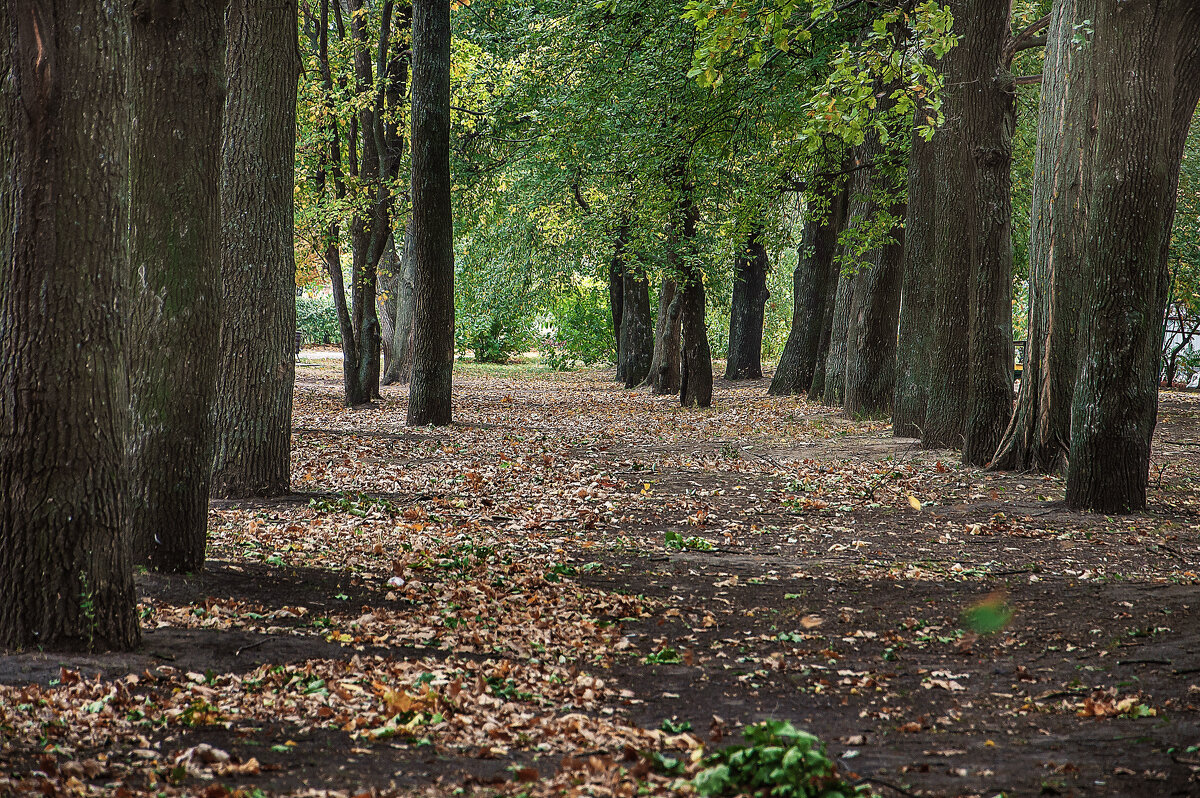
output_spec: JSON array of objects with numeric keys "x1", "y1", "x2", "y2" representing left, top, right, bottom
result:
[
  {"x1": 770, "y1": 180, "x2": 848, "y2": 397},
  {"x1": 129, "y1": 0, "x2": 227, "y2": 572},
  {"x1": 382, "y1": 223, "x2": 417, "y2": 385},
  {"x1": 212, "y1": 0, "x2": 300, "y2": 498},
  {"x1": 893, "y1": 115, "x2": 936, "y2": 437},
  {"x1": 609, "y1": 233, "x2": 626, "y2": 376},
  {"x1": 648, "y1": 279, "x2": 682, "y2": 394},
  {"x1": 724, "y1": 230, "x2": 770, "y2": 380},
  {"x1": 820, "y1": 275, "x2": 853, "y2": 406},
  {"x1": 837, "y1": 140, "x2": 905, "y2": 416},
  {"x1": 844, "y1": 207, "x2": 905, "y2": 420},
  {"x1": 618, "y1": 232, "x2": 654, "y2": 388},
  {"x1": 962, "y1": 3, "x2": 1017, "y2": 465},
  {"x1": 1065, "y1": 0, "x2": 1200, "y2": 512},
  {"x1": 677, "y1": 188, "x2": 712, "y2": 407},
  {"x1": 407, "y1": 0, "x2": 455, "y2": 426},
  {"x1": 0, "y1": 4, "x2": 139, "y2": 651},
  {"x1": 991, "y1": 0, "x2": 1096, "y2": 473}
]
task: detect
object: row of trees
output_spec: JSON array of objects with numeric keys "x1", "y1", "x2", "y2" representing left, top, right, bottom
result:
[
  {"x1": 438, "y1": 0, "x2": 1198, "y2": 514},
  {"x1": 0, "y1": 0, "x2": 455, "y2": 652}
]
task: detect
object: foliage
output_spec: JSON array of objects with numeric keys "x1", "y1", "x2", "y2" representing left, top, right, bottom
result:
[
  {"x1": 541, "y1": 279, "x2": 614, "y2": 370},
  {"x1": 693, "y1": 720, "x2": 867, "y2": 798},
  {"x1": 296, "y1": 291, "x2": 342, "y2": 345}
]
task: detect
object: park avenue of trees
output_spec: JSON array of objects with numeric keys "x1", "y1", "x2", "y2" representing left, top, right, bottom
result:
[{"x1": 1, "y1": 0, "x2": 1199, "y2": 663}]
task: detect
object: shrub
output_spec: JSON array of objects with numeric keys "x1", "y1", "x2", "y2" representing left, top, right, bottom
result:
[
  {"x1": 296, "y1": 292, "x2": 342, "y2": 345},
  {"x1": 542, "y1": 281, "x2": 614, "y2": 370},
  {"x1": 692, "y1": 720, "x2": 867, "y2": 798}
]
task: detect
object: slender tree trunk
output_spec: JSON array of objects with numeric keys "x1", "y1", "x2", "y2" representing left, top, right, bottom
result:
[
  {"x1": 129, "y1": 0, "x2": 226, "y2": 572},
  {"x1": 770, "y1": 180, "x2": 848, "y2": 396},
  {"x1": 1066, "y1": 0, "x2": 1200, "y2": 512},
  {"x1": 379, "y1": 233, "x2": 399, "y2": 372},
  {"x1": 0, "y1": 4, "x2": 139, "y2": 651},
  {"x1": 680, "y1": 276, "x2": 714, "y2": 407},
  {"x1": 725, "y1": 230, "x2": 769, "y2": 380},
  {"x1": 383, "y1": 223, "x2": 417, "y2": 385},
  {"x1": 990, "y1": 0, "x2": 1095, "y2": 473},
  {"x1": 213, "y1": 0, "x2": 300, "y2": 497},
  {"x1": 809, "y1": 267, "x2": 840, "y2": 399},
  {"x1": 821, "y1": 275, "x2": 853, "y2": 406},
  {"x1": 894, "y1": 115, "x2": 936, "y2": 436},
  {"x1": 408, "y1": 0, "x2": 455, "y2": 426},
  {"x1": 648, "y1": 279, "x2": 683, "y2": 394}
]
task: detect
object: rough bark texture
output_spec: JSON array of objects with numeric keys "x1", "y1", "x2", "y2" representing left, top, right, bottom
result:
[
  {"x1": 129, "y1": 0, "x2": 227, "y2": 572},
  {"x1": 893, "y1": 115, "x2": 936, "y2": 437},
  {"x1": 382, "y1": 224, "x2": 417, "y2": 385},
  {"x1": 844, "y1": 209, "x2": 905, "y2": 420},
  {"x1": 407, "y1": 0, "x2": 455, "y2": 426},
  {"x1": 991, "y1": 0, "x2": 1095, "y2": 473},
  {"x1": 1065, "y1": 0, "x2": 1200, "y2": 512},
  {"x1": 770, "y1": 181, "x2": 848, "y2": 397},
  {"x1": 648, "y1": 279, "x2": 682, "y2": 394},
  {"x1": 724, "y1": 231, "x2": 769, "y2": 380},
  {"x1": 962, "y1": 2, "x2": 1017, "y2": 465},
  {"x1": 212, "y1": 0, "x2": 300, "y2": 498},
  {"x1": 0, "y1": 3, "x2": 140, "y2": 651},
  {"x1": 820, "y1": 275, "x2": 853, "y2": 406},
  {"x1": 609, "y1": 226, "x2": 626, "y2": 377},
  {"x1": 619, "y1": 266, "x2": 654, "y2": 389},
  {"x1": 680, "y1": 277, "x2": 714, "y2": 408}
]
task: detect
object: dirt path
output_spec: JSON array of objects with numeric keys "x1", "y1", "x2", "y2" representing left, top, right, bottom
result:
[{"x1": 2, "y1": 364, "x2": 1198, "y2": 797}]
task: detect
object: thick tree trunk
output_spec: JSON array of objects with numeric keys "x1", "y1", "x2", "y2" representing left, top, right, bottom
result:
[
  {"x1": 820, "y1": 275, "x2": 853, "y2": 406},
  {"x1": 620, "y1": 268, "x2": 654, "y2": 388},
  {"x1": 962, "y1": 4, "x2": 1017, "y2": 465},
  {"x1": 844, "y1": 208, "x2": 905, "y2": 420},
  {"x1": 770, "y1": 180, "x2": 848, "y2": 397},
  {"x1": 129, "y1": 0, "x2": 226, "y2": 572},
  {"x1": 0, "y1": 4, "x2": 139, "y2": 651},
  {"x1": 990, "y1": 0, "x2": 1095, "y2": 473},
  {"x1": 1065, "y1": 0, "x2": 1200, "y2": 512},
  {"x1": 212, "y1": 0, "x2": 300, "y2": 497},
  {"x1": 648, "y1": 279, "x2": 683, "y2": 394},
  {"x1": 680, "y1": 276, "x2": 714, "y2": 408},
  {"x1": 382, "y1": 223, "x2": 417, "y2": 385},
  {"x1": 407, "y1": 0, "x2": 455, "y2": 426},
  {"x1": 725, "y1": 231, "x2": 769, "y2": 380},
  {"x1": 609, "y1": 225, "x2": 626, "y2": 377},
  {"x1": 893, "y1": 116, "x2": 936, "y2": 437}
]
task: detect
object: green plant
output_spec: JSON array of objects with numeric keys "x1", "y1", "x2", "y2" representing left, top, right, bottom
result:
[
  {"x1": 541, "y1": 280, "x2": 614, "y2": 370},
  {"x1": 296, "y1": 292, "x2": 342, "y2": 345},
  {"x1": 692, "y1": 720, "x2": 867, "y2": 798},
  {"x1": 665, "y1": 530, "x2": 714, "y2": 551}
]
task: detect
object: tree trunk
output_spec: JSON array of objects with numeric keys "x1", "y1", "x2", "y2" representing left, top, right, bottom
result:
[
  {"x1": 379, "y1": 233, "x2": 399, "y2": 373},
  {"x1": 609, "y1": 225, "x2": 626, "y2": 377},
  {"x1": 725, "y1": 230, "x2": 769, "y2": 380},
  {"x1": 620, "y1": 267, "x2": 654, "y2": 389},
  {"x1": 844, "y1": 208, "x2": 905, "y2": 420},
  {"x1": 893, "y1": 114, "x2": 936, "y2": 436},
  {"x1": 820, "y1": 275, "x2": 853, "y2": 406},
  {"x1": 212, "y1": 0, "x2": 300, "y2": 497},
  {"x1": 648, "y1": 279, "x2": 683, "y2": 394},
  {"x1": 680, "y1": 276, "x2": 714, "y2": 408},
  {"x1": 0, "y1": 4, "x2": 140, "y2": 651},
  {"x1": 770, "y1": 179, "x2": 848, "y2": 396},
  {"x1": 383, "y1": 223, "x2": 417, "y2": 385},
  {"x1": 1065, "y1": 0, "x2": 1200, "y2": 513},
  {"x1": 990, "y1": 0, "x2": 1096, "y2": 474},
  {"x1": 129, "y1": 0, "x2": 226, "y2": 572},
  {"x1": 962, "y1": 1, "x2": 1017, "y2": 466},
  {"x1": 407, "y1": 0, "x2": 455, "y2": 426}
]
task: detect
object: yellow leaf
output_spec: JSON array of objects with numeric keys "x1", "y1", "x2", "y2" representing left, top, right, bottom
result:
[{"x1": 907, "y1": 494, "x2": 922, "y2": 511}]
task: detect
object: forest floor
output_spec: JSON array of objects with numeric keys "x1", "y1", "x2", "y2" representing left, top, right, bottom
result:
[{"x1": 2, "y1": 355, "x2": 1200, "y2": 798}]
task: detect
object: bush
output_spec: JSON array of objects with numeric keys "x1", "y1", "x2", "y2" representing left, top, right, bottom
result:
[
  {"x1": 458, "y1": 313, "x2": 533, "y2": 364},
  {"x1": 296, "y1": 292, "x2": 342, "y2": 345},
  {"x1": 542, "y1": 281, "x2": 614, "y2": 370},
  {"x1": 692, "y1": 720, "x2": 867, "y2": 798}
]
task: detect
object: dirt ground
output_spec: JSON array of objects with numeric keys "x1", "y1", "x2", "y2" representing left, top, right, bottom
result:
[{"x1": 2, "y1": 356, "x2": 1199, "y2": 798}]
